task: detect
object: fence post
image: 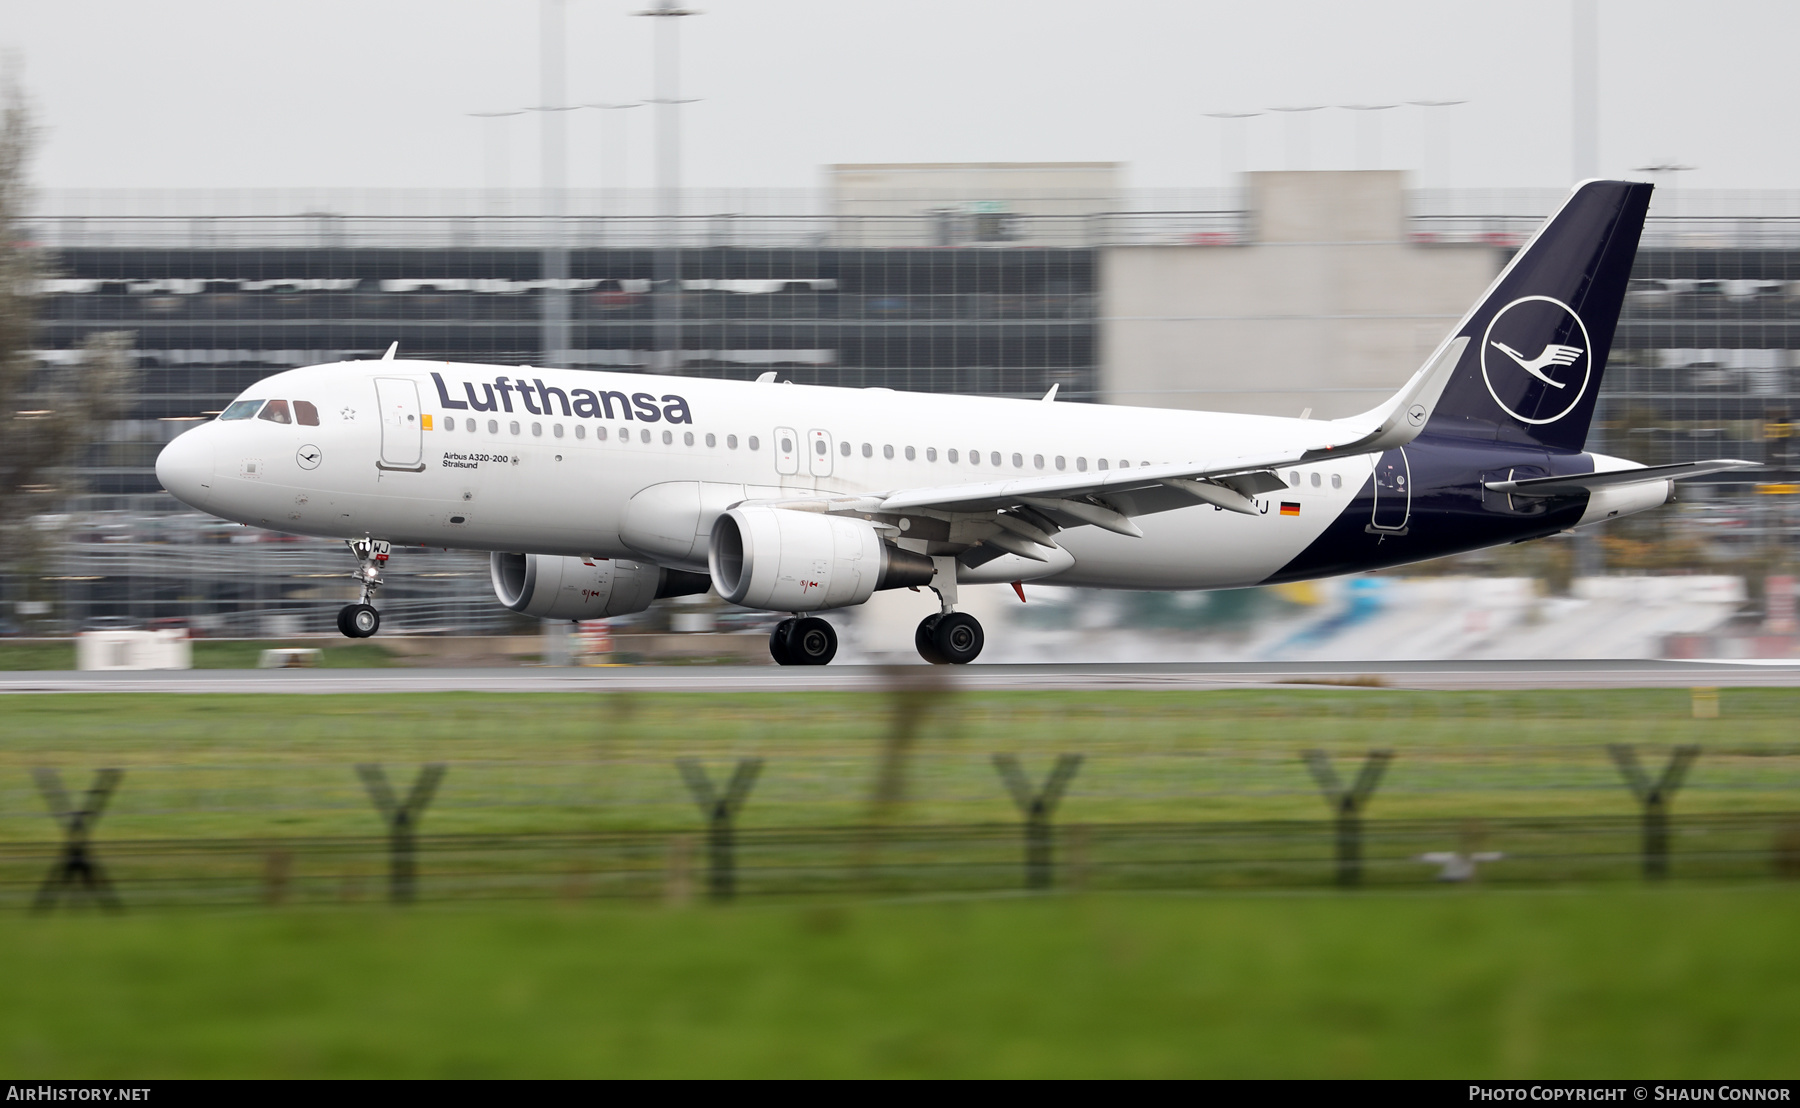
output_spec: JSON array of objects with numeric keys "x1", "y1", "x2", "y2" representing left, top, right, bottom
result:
[
  {"x1": 677, "y1": 759, "x2": 763, "y2": 902},
  {"x1": 992, "y1": 754, "x2": 1083, "y2": 891},
  {"x1": 1607, "y1": 744, "x2": 1699, "y2": 880},
  {"x1": 31, "y1": 768, "x2": 124, "y2": 913},
  {"x1": 1302, "y1": 750, "x2": 1393, "y2": 887},
  {"x1": 356, "y1": 763, "x2": 447, "y2": 904}
]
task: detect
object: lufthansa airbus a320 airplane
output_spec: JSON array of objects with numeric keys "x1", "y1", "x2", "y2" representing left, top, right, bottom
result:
[{"x1": 155, "y1": 180, "x2": 1751, "y2": 665}]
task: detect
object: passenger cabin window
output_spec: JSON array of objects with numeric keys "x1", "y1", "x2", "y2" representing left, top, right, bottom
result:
[
  {"x1": 727, "y1": 435, "x2": 738, "y2": 449},
  {"x1": 884, "y1": 445, "x2": 894, "y2": 460},
  {"x1": 294, "y1": 401, "x2": 320, "y2": 426},
  {"x1": 839, "y1": 440, "x2": 850, "y2": 457},
  {"x1": 1097, "y1": 459, "x2": 1108, "y2": 470},
  {"x1": 1077, "y1": 457, "x2": 1087, "y2": 471},
  {"x1": 748, "y1": 436, "x2": 760, "y2": 450},
  {"x1": 905, "y1": 446, "x2": 915, "y2": 461},
  {"x1": 926, "y1": 447, "x2": 938, "y2": 462},
  {"x1": 219, "y1": 400, "x2": 263, "y2": 421},
  {"x1": 705, "y1": 433, "x2": 716, "y2": 447},
  {"x1": 257, "y1": 399, "x2": 292, "y2": 424},
  {"x1": 862, "y1": 443, "x2": 873, "y2": 458}
]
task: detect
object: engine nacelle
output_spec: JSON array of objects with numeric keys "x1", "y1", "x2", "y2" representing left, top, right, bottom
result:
[
  {"x1": 1576, "y1": 479, "x2": 1674, "y2": 527},
  {"x1": 709, "y1": 506, "x2": 935, "y2": 612},
  {"x1": 490, "y1": 553, "x2": 710, "y2": 621}
]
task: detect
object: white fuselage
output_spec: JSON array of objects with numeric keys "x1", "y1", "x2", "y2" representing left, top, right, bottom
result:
[{"x1": 157, "y1": 360, "x2": 1369, "y2": 592}]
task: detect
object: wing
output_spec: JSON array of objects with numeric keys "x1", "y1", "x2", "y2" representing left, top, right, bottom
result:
[
  {"x1": 743, "y1": 337, "x2": 1468, "y2": 556},
  {"x1": 874, "y1": 335, "x2": 1468, "y2": 519}
]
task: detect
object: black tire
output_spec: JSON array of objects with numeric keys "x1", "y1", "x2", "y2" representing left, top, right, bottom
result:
[
  {"x1": 769, "y1": 618, "x2": 798, "y2": 665},
  {"x1": 789, "y1": 617, "x2": 838, "y2": 665},
  {"x1": 930, "y1": 611, "x2": 983, "y2": 665},
  {"x1": 343, "y1": 603, "x2": 380, "y2": 639},
  {"x1": 915, "y1": 615, "x2": 949, "y2": 665}
]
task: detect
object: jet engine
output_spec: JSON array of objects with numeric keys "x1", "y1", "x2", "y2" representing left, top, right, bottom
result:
[
  {"x1": 490, "y1": 553, "x2": 710, "y2": 621},
  {"x1": 708, "y1": 506, "x2": 935, "y2": 611}
]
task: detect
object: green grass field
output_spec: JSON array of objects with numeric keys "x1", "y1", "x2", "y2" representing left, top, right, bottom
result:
[
  {"x1": 3, "y1": 888, "x2": 1797, "y2": 1078},
  {"x1": 0, "y1": 689, "x2": 1795, "y2": 840},
  {"x1": 2, "y1": 689, "x2": 1797, "y2": 1076}
]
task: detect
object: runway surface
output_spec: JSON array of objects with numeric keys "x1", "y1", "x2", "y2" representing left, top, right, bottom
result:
[{"x1": 2, "y1": 659, "x2": 1798, "y2": 694}]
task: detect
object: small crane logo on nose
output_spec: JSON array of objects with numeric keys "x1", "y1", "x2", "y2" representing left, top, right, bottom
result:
[{"x1": 296, "y1": 445, "x2": 322, "y2": 471}]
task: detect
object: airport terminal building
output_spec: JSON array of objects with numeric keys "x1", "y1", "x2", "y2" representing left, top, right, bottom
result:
[{"x1": 21, "y1": 167, "x2": 1800, "y2": 633}]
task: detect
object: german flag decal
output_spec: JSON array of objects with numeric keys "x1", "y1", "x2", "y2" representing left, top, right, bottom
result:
[{"x1": 1280, "y1": 502, "x2": 1301, "y2": 517}]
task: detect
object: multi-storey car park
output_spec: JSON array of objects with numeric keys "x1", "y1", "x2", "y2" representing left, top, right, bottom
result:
[{"x1": 16, "y1": 171, "x2": 1800, "y2": 635}]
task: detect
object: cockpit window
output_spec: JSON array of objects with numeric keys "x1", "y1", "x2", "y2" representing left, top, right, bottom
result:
[
  {"x1": 257, "y1": 399, "x2": 292, "y2": 424},
  {"x1": 294, "y1": 400, "x2": 320, "y2": 426},
  {"x1": 219, "y1": 400, "x2": 264, "y2": 420}
]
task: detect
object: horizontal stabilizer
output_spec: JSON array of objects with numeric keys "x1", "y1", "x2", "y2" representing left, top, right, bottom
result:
[{"x1": 1485, "y1": 459, "x2": 1758, "y2": 496}]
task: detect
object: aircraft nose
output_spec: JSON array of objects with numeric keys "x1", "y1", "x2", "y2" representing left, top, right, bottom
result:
[{"x1": 156, "y1": 428, "x2": 214, "y2": 509}]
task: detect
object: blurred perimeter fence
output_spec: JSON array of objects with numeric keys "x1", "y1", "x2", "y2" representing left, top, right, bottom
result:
[{"x1": 8, "y1": 750, "x2": 1799, "y2": 911}]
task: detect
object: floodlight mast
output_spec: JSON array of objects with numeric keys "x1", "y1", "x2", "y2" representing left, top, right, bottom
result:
[
  {"x1": 636, "y1": 1, "x2": 702, "y2": 374},
  {"x1": 539, "y1": 0, "x2": 572, "y2": 368}
]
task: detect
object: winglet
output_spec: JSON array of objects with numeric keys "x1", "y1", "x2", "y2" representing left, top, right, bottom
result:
[
  {"x1": 1041, "y1": 383, "x2": 1059, "y2": 403},
  {"x1": 1304, "y1": 336, "x2": 1467, "y2": 460},
  {"x1": 382, "y1": 342, "x2": 398, "y2": 362}
]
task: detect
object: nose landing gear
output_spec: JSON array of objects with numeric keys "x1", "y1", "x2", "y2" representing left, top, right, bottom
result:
[{"x1": 338, "y1": 538, "x2": 389, "y2": 639}]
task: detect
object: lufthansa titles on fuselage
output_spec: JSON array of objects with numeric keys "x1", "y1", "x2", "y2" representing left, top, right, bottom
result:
[{"x1": 432, "y1": 371, "x2": 692, "y2": 424}]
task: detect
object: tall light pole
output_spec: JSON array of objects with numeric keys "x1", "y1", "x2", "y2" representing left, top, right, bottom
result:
[
  {"x1": 538, "y1": 0, "x2": 572, "y2": 368},
  {"x1": 637, "y1": 1, "x2": 700, "y2": 373},
  {"x1": 1572, "y1": 0, "x2": 1599, "y2": 182}
]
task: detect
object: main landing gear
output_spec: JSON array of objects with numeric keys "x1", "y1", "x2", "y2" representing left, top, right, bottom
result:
[
  {"x1": 337, "y1": 538, "x2": 389, "y2": 639},
  {"x1": 769, "y1": 616, "x2": 837, "y2": 666},
  {"x1": 914, "y1": 563, "x2": 983, "y2": 665},
  {"x1": 914, "y1": 611, "x2": 984, "y2": 665}
]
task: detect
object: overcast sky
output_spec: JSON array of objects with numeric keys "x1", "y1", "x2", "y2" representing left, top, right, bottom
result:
[{"x1": 4, "y1": 0, "x2": 1795, "y2": 194}]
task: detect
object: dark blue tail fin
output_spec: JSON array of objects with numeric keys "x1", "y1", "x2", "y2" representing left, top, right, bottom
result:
[{"x1": 1425, "y1": 179, "x2": 1652, "y2": 453}]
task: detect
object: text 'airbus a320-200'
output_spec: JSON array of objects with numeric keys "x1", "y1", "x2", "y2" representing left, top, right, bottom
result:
[{"x1": 155, "y1": 180, "x2": 1752, "y2": 666}]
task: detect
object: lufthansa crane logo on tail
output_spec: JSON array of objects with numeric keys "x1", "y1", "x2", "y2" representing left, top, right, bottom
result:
[{"x1": 1479, "y1": 295, "x2": 1593, "y2": 425}]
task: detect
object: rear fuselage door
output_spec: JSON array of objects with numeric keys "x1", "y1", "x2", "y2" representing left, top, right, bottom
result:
[
  {"x1": 1369, "y1": 447, "x2": 1411, "y2": 533},
  {"x1": 375, "y1": 377, "x2": 426, "y2": 471},
  {"x1": 808, "y1": 429, "x2": 833, "y2": 477},
  {"x1": 773, "y1": 427, "x2": 800, "y2": 476}
]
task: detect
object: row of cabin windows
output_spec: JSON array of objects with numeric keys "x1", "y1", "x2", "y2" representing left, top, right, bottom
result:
[
  {"x1": 218, "y1": 398, "x2": 321, "y2": 426},
  {"x1": 430, "y1": 417, "x2": 1283, "y2": 480},
  {"x1": 806, "y1": 434, "x2": 1145, "y2": 472},
  {"x1": 437, "y1": 417, "x2": 758, "y2": 451},
  {"x1": 226, "y1": 402, "x2": 1344, "y2": 491}
]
